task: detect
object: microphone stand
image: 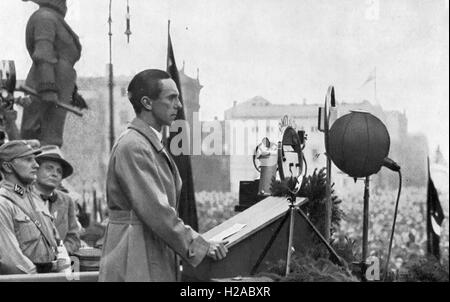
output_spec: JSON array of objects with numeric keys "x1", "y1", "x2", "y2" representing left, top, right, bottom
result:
[{"x1": 251, "y1": 184, "x2": 345, "y2": 276}]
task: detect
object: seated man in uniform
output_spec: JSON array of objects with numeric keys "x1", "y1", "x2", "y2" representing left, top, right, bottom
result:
[
  {"x1": 0, "y1": 140, "x2": 69, "y2": 274},
  {"x1": 33, "y1": 145, "x2": 81, "y2": 254}
]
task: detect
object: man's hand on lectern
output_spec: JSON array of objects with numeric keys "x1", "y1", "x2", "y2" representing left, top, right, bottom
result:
[{"x1": 207, "y1": 240, "x2": 229, "y2": 261}]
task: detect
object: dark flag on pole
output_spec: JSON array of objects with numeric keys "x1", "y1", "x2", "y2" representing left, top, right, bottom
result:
[
  {"x1": 426, "y1": 157, "x2": 445, "y2": 259},
  {"x1": 166, "y1": 20, "x2": 199, "y2": 231}
]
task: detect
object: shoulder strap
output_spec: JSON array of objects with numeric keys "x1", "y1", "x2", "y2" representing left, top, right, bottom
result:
[{"x1": 0, "y1": 194, "x2": 58, "y2": 255}]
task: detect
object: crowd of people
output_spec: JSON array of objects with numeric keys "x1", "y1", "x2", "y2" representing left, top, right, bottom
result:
[
  {"x1": 337, "y1": 187, "x2": 449, "y2": 269},
  {"x1": 196, "y1": 191, "x2": 238, "y2": 233}
]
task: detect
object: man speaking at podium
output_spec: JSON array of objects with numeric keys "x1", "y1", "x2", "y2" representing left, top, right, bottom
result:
[{"x1": 99, "y1": 69, "x2": 228, "y2": 282}]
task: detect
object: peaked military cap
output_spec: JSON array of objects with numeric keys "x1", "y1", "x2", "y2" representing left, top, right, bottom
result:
[{"x1": 0, "y1": 140, "x2": 42, "y2": 162}]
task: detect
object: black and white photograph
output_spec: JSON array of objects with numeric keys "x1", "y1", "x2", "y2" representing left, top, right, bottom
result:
[{"x1": 0, "y1": 0, "x2": 448, "y2": 287}]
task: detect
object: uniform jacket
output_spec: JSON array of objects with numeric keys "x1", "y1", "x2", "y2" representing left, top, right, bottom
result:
[
  {"x1": 0, "y1": 181, "x2": 59, "y2": 274},
  {"x1": 99, "y1": 117, "x2": 209, "y2": 282},
  {"x1": 33, "y1": 187, "x2": 81, "y2": 254}
]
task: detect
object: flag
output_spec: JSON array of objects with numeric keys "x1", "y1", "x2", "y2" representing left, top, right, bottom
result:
[
  {"x1": 361, "y1": 68, "x2": 376, "y2": 87},
  {"x1": 426, "y1": 157, "x2": 445, "y2": 259},
  {"x1": 166, "y1": 21, "x2": 199, "y2": 231}
]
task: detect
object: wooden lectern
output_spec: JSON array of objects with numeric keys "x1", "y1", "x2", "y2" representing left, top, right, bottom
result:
[{"x1": 182, "y1": 196, "x2": 313, "y2": 281}]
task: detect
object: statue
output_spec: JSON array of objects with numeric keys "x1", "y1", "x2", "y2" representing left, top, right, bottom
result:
[{"x1": 21, "y1": 0, "x2": 85, "y2": 147}]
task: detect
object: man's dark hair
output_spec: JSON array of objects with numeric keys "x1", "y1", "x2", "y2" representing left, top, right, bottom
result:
[{"x1": 127, "y1": 69, "x2": 171, "y2": 114}]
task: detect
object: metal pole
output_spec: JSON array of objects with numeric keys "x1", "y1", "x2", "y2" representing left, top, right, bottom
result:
[
  {"x1": 362, "y1": 176, "x2": 370, "y2": 280},
  {"x1": 323, "y1": 87, "x2": 333, "y2": 242},
  {"x1": 108, "y1": 0, "x2": 115, "y2": 150},
  {"x1": 325, "y1": 155, "x2": 332, "y2": 240},
  {"x1": 285, "y1": 203, "x2": 295, "y2": 276}
]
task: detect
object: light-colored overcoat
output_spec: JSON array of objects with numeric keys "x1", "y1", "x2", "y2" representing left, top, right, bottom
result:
[{"x1": 99, "y1": 117, "x2": 209, "y2": 282}]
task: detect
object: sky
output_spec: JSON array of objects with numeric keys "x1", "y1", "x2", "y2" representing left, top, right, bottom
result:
[{"x1": 0, "y1": 0, "x2": 449, "y2": 161}]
